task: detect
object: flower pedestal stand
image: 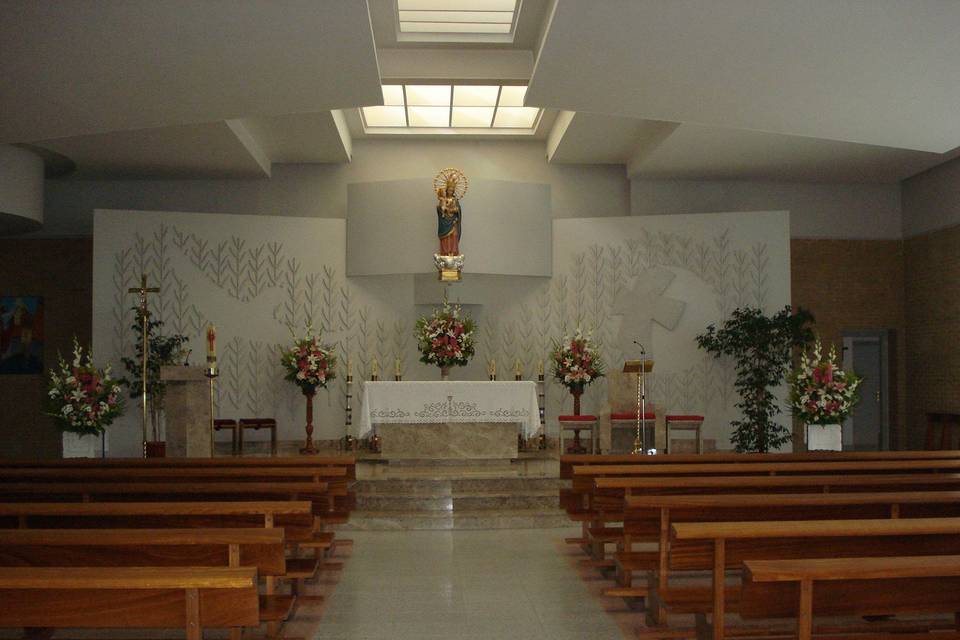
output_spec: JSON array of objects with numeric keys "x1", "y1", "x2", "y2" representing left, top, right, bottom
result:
[
  {"x1": 806, "y1": 423, "x2": 842, "y2": 452},
  {"x1": 62, "y1": 432, "x2": 98, "y2": 458},
  {"x1": 558, "y1": 385, "x2": 598, "y2": 454},
  {"x1": 440, "y1": 366, "x2": 451, "y2": 381},
  {"x1": 300, "y1": 387, "x2": 318, "y2": 455}
]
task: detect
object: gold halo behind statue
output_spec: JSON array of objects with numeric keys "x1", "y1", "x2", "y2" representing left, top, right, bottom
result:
[{"x1": 433, "y1": 167, "x2": 468, "y2": 200}]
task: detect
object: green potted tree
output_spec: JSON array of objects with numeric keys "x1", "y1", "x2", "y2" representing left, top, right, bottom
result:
[
  {"x1": 120, "y1": 308, "x2": 189, "y2": 457},
  {"x1": 696, "y1": 306, "x2": 815, "y2": 453}
]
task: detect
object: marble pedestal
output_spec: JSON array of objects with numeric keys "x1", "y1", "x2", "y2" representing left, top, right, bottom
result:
[
  {"x1": 160, "y1": 366, "x2": 212, "y2": 458},
  {"x1": 377, "y1": 422, "x2": 518, "y2": 460}
]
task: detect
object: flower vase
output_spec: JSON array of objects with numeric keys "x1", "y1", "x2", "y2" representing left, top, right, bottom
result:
[
  {"x1": 806, "y1": 423, "x2": 842, "y2": 452},
  {"x1": 440, "y1": 366, "x2": 451, "y2": 381},
  {"x1": 300, "y1": 386, "x2": 318, "y2": 455},
  {"x1": 62, "y1": 431, "x2": 99, "y2": 458}
]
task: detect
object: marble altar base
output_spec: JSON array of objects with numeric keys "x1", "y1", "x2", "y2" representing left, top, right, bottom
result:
[{"x1": 377, "y1": 422, "x2": 518, "y2": 460}]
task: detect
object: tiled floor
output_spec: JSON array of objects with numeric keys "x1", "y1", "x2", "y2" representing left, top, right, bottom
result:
[{"x1": 312, "y1": 527, "x2": 631, "y2": 640}]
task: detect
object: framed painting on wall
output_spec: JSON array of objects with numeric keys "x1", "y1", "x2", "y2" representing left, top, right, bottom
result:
[{"x1": 0, "y1": 296, "x2": 44, "y2": 374}]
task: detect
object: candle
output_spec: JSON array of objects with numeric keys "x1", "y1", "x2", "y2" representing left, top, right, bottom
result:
[
  {"x1": 514, "y1": 359, "x2": 522, "y2": 377},
  {"x1": 206, "y1": 324, "x2": 217, "y2": 362},
  {"x1": 395, "y1": 357, "x2": 401, "y2": 377},
  {"x1": 538, "y1": 361, "x2": 544, "y2": 376},
  {"x1": 371, "y1": 357, "x2": 379, "y2": 377},
  {"x1": 347, "y1": 357, "x2": 353, "y2": 377},
  {"x1": 491, "y1": 359, "x2": 496, "y2": 376}
]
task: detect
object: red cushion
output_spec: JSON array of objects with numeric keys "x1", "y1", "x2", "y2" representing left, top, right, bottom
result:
[
  {"x1": 611, "y1": 412, "x2": 655, "y2": 421},
  {"x1": 666, "y1": 415, "x2": 704, "y2": 422},
  {"x1": 558, "y1": 415, "x2": 599, "y2": 422}
]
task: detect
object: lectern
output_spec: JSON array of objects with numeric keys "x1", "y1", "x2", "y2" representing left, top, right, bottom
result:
[
  {"x1": 159, "y1": 366, "x2": 212, "y2": 458},
  {"x1": 622, "y1": 358, "x2": 654, "y2": 455}
]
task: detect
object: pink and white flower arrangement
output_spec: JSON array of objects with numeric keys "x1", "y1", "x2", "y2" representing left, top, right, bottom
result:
[
  {"x1": 46, "y1": 339, "x2": 124, "y2": 436},
  {"x1": 415, "y1": 301, "x2": 476, "y2": 369},
  {"x1": 551, "y1": 328, "x2": 605, "y2": 391},
  {"x1": 789, "y1": 339, "x2": 862, "y2": 425},
  {"x1": 281, "y1": 329, "x2": 337, "y2": 392}
]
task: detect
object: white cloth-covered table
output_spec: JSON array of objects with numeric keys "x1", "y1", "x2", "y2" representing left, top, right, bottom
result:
[{"x1": 357, "y1": 381, "x2": 541, "y2": 439}]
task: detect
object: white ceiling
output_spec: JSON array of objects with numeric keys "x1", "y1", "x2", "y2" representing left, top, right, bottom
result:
[
  {"x1": 4, "y1": 0, "x2": 960, "y2": 186},
  {"x1": 528, "y1": 0, "x2": 960, "y2": 154},
  {"x1": 0, "y1": 1, "x2": 381, "y2": 142},
  {"x1": 34, "y1": 122, "x2": 273, "y2": 179}
]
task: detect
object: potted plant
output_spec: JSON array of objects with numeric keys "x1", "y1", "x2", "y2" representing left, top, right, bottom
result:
[
  {"x1": 696, "y1": 305, "x2": 815, "y2": 453},
  {"x1": 46, "y1": 338, "x2": 125, "y2": 457},
  {"x1": 551, "y1": 328, "x2": 605, "y2": 416},
  {"x1": 789, "y1": 339, "x2": 862, "y2": 451},
  {"x1": 415, "y1": 301, "x2": 476, "y2": 380},
  {"x1": 120, "y1": 308, "x2": 189, "y2": 456},
  {"x1": 280, "y1": 327, "x2": 337, "y2": 455}
]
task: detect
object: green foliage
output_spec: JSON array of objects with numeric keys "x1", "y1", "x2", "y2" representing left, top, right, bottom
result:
[
  {"x1": 696, "y1": 306, "x2": 815, "y2": 453},
  {"x1": 120, "y1": 307, "x2": 189, "y2": 440}
]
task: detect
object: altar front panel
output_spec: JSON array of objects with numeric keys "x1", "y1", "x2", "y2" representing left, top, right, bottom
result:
[{"x1": 357, "y1": 381, "x2": 541, "y2": 439}]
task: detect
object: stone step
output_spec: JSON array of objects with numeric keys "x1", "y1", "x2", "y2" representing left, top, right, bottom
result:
[
  {"x1": 335, "y1": 508, "x2": 571, "y2": 531},
  {"x1": 351, "y1": 477, "x2": 568, "y2": 495},
  {"x1": 356, "y1": 491, "x2": 560, "y2": 512}
]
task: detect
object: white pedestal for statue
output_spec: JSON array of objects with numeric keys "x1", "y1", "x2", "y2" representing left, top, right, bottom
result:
[
  {"x1": 806, "y1": 423, "x2": 842, "y2": 452},
  {"x1": 160, "y1": 366, "x2": 212, "y2": 458}
]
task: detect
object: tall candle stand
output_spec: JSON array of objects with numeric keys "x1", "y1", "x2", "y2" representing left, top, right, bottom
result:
[
  {"x1": 343, "y1": 368, "x2": 354, "y2": 451},
  {"x1": 537, "y1": 364, "x2": 546, "y2": 450},
  {"x1": 205, "y1": 365, "x2": 218, "y2": 457}
]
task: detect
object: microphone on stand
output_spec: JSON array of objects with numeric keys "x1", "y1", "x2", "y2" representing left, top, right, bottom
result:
[{"x1": 633, "y1": 340, "x2": 646, "y2": 354}]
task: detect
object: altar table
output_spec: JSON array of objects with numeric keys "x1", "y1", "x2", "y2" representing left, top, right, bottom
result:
[{"x1": 357, "y1": 381, "x2": 541, "y2": 440}]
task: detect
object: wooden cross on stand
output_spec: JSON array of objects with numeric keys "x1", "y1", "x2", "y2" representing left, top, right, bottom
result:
[{"x1": 128, "y1": 274, "x2": 160, "y2": 456}]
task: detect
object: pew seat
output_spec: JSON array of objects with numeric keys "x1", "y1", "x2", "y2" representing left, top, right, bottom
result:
[{"x1": 741, "y1": 555, "x2": 960, "y2": 640}]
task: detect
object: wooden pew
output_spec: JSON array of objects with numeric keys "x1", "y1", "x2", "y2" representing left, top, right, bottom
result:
[
  {"x1": 0, "y1": 527, "x2": 285, "y2": 572},
  {"x1": 560, "y1": 450, "x2": 960, "y2": 479},
  {"x1": 0, "y1": 500, "x2": 315, "y2": 542},
  {"x1": 0, "y1": 566, "x2": 260, "y2": 640},
  {"x1": 0, "y1": 502, "x2": 317, "y2": 638},
  {"x1": 741, "y1": 555, "x2": 960, "y2": 640},
  {"x1": 615, "y1": 491, "x2": 960, "y2": 598},
  {"x1": 0, "y1": 481, "x2": 334, "y2": 512},
  {"x1": 0, "y1": 454, "x2": 357, "y2": 478},
  {"x1": 0, "y1": 527, "x2": 292, "y2": 638},
  {"x1": 567, "y1": 459, "x2": 960, "y2": 520},
  {"x1": 0, "y1": 465, "x2": 347, "y2": 483},
  {"x1": 572, "y1": 473, "x2": 960, "y2": 562},
  {"x1": 666, "y1": 517, "x2": 960, "y2": 640}
]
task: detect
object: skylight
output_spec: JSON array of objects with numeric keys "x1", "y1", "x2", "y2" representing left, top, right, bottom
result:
[
  {"x1": 397, "y1": 0, "x2": 519, "y2": 36},
  {"x1": 361, "y1": 84, "x2": 541, "y2": 133}
]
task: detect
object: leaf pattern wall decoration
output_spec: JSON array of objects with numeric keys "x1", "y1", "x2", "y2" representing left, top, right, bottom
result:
[{"x1": 96, "y1": 208, "x2": 786, "y2": 455}]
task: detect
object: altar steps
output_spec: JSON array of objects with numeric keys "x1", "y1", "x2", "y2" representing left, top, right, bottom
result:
[{"x1": 336, "y1": 474, "x2": 570, "y2": 531}]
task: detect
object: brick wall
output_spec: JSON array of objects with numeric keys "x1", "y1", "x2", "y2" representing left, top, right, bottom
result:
[
  {"x1": 791, "y1": 238, "x2": 907, "y2": 449},
  {"x1": 0, "y1": 238, "x2": 92, "y2": 458},
  {"x1": 904, "y1": 224, "x2": 960, "y2": 448}
]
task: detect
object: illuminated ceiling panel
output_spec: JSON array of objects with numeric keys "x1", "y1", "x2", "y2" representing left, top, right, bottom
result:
[
  {"x1": 361, "y1": 83, "x2": 540, "y2": 134},
  {"x1": 397, "y1": 0, "x2": 519, "y2": 36}
]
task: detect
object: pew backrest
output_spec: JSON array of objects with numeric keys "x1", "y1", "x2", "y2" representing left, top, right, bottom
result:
[
  {"x1": 0, "y1": 527, "x2": 286, "y2": 575},
  {"x1": 0, "y1": 566, "x2": 260, "y2": 632}
]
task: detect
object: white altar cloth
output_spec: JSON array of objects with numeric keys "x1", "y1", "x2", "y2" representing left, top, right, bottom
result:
[{"x1": 358, "y1": 381, "x2": 541, "y2": 438}]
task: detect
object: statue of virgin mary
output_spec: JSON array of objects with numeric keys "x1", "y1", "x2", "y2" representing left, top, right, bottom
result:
[{"x1": 434, "y1": 168, "x2": 467, "y2": 257}]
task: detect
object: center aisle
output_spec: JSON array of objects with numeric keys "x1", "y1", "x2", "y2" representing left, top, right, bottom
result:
[{"x1": 313, "y1": 528, "x2": 629, "y2": 640}]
